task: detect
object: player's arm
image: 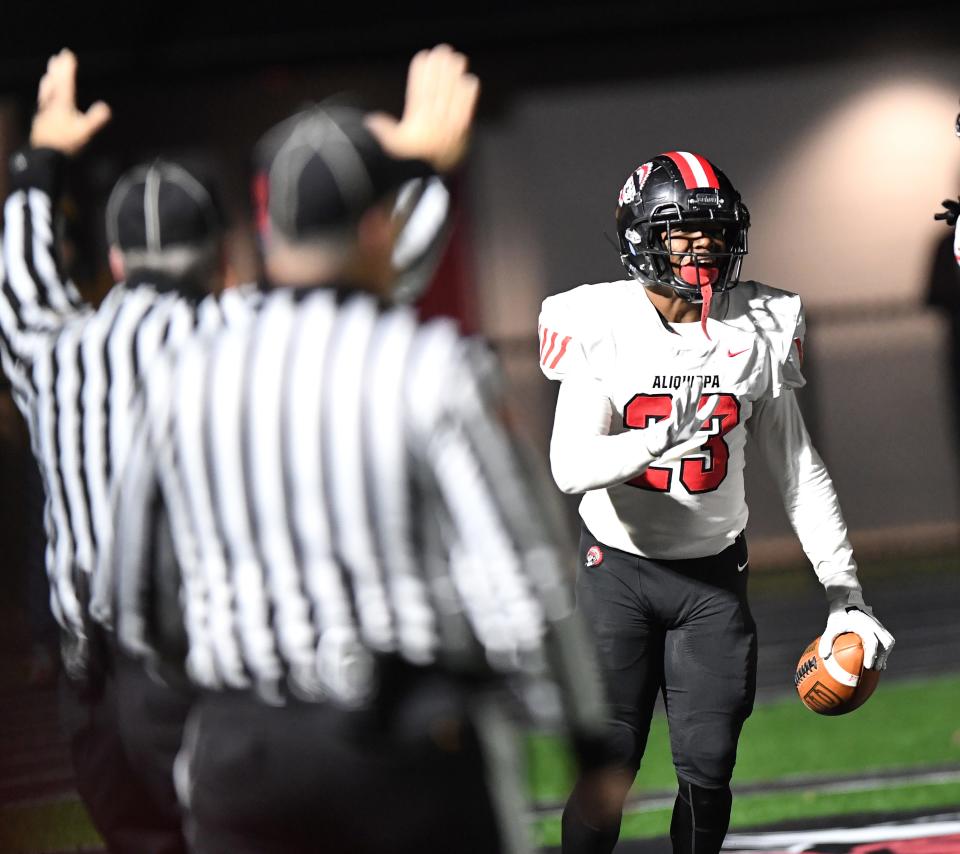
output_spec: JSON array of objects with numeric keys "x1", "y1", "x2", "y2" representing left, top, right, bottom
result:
[
  {"x1": 365, "y1": 44, "x2": 480, "y2": 304},
  {"x1": 747, "y1": 390, "x2": 895, "y2": 670},
  {"x1": 389, "y1": 177, "x2": 451, "y2": 304},
  {"x1": 933, "y1": 197, "x2": 960, "y2": 268},
  {"x1": 549, "y1": 370, "x2": 717, "y2": 494},
  {"x1": 2, "y1": 49, "x2": 111, "y2": 352}
]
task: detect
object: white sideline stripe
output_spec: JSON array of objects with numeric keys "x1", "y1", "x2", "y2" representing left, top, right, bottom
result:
[
  {"x1": 807, "y1": 768, "x2": 960, "y2": 795},
  {"x1": 723, "y1": 813, "x2": 960, "y2": 851},
  {"x1": 531, "y1": 769, "x2": 960, "y2": 820}
]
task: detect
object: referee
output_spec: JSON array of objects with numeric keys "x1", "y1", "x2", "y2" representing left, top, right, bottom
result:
[
  {"x1": 107, "y1": 46, "x2": 616, "y2": 854},
  {"x1": 0, "y1": 51, "x2": 254, "y2": 853}
]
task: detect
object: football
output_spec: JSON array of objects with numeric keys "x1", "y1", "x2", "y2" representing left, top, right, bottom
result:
[{"x1": 794, "y1": 632, "x2": 880, "y2": 716}]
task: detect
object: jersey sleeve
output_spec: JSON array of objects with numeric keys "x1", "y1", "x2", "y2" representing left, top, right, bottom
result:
[
  {"x1": 537, "y1": 285, "x2": 610, "y2": 382},
  {"x1": 1, "y1": 148, "x2": 87, "y2": 368},
  {"x1": 778, "y1": 300, "x2": 806, "y2": 393},
  {"x1": 390, "y1": 177, "x2": 451, "y2": 305},
  {"x1": 409, "y1": 322, "x2": 608, "y2": 748},
  {"x1": 746, "y1": 390, "x2": 861, "y2": 604}
]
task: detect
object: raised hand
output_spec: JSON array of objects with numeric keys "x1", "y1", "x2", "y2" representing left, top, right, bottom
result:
[
  {"x1": 30, "y1": 49, "x2": 112, "y2": 156},
  {"x1": 642, "y1": 378, "x2": 719, "y2": 461},
  {"x1": 364, "y1": 44, "x2": 480, "y2": 174}
]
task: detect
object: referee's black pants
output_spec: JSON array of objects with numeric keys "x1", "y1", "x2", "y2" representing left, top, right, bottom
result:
[
  {"x1": 562, "y1": 527, "x2": 757, "y2": 854},
  {"x1": 177, "y1": 668, "x2": 505, "y2": 854},
  {"x1": 59, "y1": 633, "x2": 191, "y2": 854}
]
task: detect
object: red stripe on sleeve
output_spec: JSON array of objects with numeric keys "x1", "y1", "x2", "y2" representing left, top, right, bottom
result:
[
  {"x1": 794, "y1": 337, "x2": 804, "y2": 366},
  {"x1": 541, "y1": 331, "x2": 558, "y2": 366},
  {"x1": 539, "y1": 325, "x2": 549, "y2": 359},
  {"x1": 549, "y1": 335, "x2": 572, "y2": 370}
]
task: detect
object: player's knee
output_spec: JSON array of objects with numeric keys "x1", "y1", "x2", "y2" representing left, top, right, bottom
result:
[
  {"x1": 670, "y1": 722, "x2": 740, "y2": 787},
  {"x1": 675, "y1": 776, "x2": 732, "y2": 814},
  {"x1": 605, "y1": 720, "x2": 646, "y2": 771}
]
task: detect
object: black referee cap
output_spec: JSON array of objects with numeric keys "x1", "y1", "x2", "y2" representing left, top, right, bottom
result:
[
  {"x1": 253, "y1": 104, "x2": 432, "y2": 242},
  {"x1": 106, "y1": 159, "x2": 223, "y2": 253}
]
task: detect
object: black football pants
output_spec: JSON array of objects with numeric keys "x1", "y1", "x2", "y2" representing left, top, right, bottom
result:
[
  {"x1": 563, "y1": 526, "x2": 757, "y2": 854},
  {"x1": 59, "y1": 639, "x2": 190, "y2": 854}
]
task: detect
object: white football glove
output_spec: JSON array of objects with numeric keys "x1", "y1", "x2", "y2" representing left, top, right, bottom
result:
[
  {"x1": 819, "y1": 591, "x2": 895, "y2": 671},
  {"x1": 642, "y1": 378, "x2": 719, "y2": 461}
]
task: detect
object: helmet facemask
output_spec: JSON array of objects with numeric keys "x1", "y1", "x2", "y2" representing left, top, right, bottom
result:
[{"x1": 622, "y1": 212, "x2": 748, "y2": 304}]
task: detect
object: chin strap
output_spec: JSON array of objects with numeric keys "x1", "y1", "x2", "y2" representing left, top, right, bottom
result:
[
  {"x1": 699, "y1": 282, "x2": 713, "y2": 339},
  {"x1": 676, "y1": 261, "x2": 716, "y2": 339}
]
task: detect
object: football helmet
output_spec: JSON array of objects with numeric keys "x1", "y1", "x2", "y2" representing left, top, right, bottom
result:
[{"x1": 616, "y1": 152, "x2": 750, "y2": 303}]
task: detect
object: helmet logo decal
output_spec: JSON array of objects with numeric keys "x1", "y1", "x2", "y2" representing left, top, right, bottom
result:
[
  {"x1": 585, "y1": 545, "x2": 604, "y2": 567},
  {"x1": 619, "y1": 162, "x2": 653, "y2": 205},
  {"x1": 663, "y1": 151, "x2": 720, "y2": 190}
]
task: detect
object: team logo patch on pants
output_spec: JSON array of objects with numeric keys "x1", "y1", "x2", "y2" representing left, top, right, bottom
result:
[{"x1": 585, "y1": 545, "x2": 604, "y2": 567}]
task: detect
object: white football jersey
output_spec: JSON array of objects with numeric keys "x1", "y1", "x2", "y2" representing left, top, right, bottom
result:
[{"x1": 539, "y1": 279, "x2": 805, "y2": 560}]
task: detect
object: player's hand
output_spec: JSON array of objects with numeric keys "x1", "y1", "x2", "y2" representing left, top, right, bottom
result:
[
  {"x1": 819, "y1": 601, "x2": 895, "y2": 671},
  {"x1": 30, "y1": 49, "x2": 112, "y2": 156},
  {"x1": 934, "y1": 198, "x2": 960, "y2": 227},
  {"x1": 365, "y1": 44, "x2": 480, "y2": 174},
  {"x1": 642, "y1": 378, "x2": 718, "y2": 460}
]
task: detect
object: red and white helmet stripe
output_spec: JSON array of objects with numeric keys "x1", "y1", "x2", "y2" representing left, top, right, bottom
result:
[{"x1": 663, "y1": 151, "x2": 720, "y2": 190}]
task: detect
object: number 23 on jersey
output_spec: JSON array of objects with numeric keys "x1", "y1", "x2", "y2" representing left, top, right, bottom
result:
[{"x1": 623, "y1": 393, "x2": 741, "y2": 494}]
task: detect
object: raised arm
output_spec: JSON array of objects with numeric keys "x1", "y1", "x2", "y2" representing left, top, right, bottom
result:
[
  {"x1": 1, "y1": 49, "x2": 111, "y2": 355},
  {"x1": 364, "y1": 44, "x2": 479, "y2": 176},
  {"x1": 365, "y1": 44, "x2": 480, "y2": 304}
]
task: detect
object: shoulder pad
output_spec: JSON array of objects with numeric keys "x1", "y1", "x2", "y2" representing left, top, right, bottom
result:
[
  {"x1": 538, "y1": 283, "x2": 622, "y2": 381},
  {"x1": 721, "y1": 281, "x2": 806, "y2": 394}
]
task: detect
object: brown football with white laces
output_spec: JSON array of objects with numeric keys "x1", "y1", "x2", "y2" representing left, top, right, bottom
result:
[{"x1": 794, "y1": 632, "x2": 880, "y2": 716}]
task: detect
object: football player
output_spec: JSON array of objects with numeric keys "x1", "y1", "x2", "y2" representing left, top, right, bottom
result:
[
  {"x1": 933, "y1": 105, "x2": 960, "y2": 268},
  {"x1": 538, "y1": 151, "x2": 895, "y2": 854}
]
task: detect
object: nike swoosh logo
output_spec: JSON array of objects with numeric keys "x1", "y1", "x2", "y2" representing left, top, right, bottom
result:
[
  {"x1": 737, "y1": 561, "x2": 748, "y2": 572},
  {"x1": 728, "y1": 348, "x2": 749, "y2": 358}
]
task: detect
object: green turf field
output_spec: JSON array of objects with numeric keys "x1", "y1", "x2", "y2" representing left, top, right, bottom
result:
[
  {"x1": 2, "y1": 673, "x2": 957, "y2": 852},
  {"x1": 530, "y1": 672, "x2": 960, "y2": 845},
  {"x1": 0, "y1": 797, "x2": 103, "y2": 854}
]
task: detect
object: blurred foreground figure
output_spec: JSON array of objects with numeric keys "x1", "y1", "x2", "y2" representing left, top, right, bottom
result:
[
  {"x1": 104, "y1": 46, "x2": 615, "y2": 854},
  {"x1": 928, "y1": 104, "x2": 960, "y2": 477},
  {"x1": 538, "y1": 153, "x2": 895, "y2": 854},
  {"x1": 0, "y1": 50, "x2": 256, "y2": 853},
  {"x1": 932, "y1": 103, "x2": 960, "y2": 269}
]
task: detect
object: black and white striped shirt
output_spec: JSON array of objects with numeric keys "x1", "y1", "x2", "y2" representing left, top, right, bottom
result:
[
  {"x1": 0, "y1": 149, "x2": 257, "y2": 645},
  {"x1": 108, "y1": 284, "x2": 604, "y2": 734}
]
